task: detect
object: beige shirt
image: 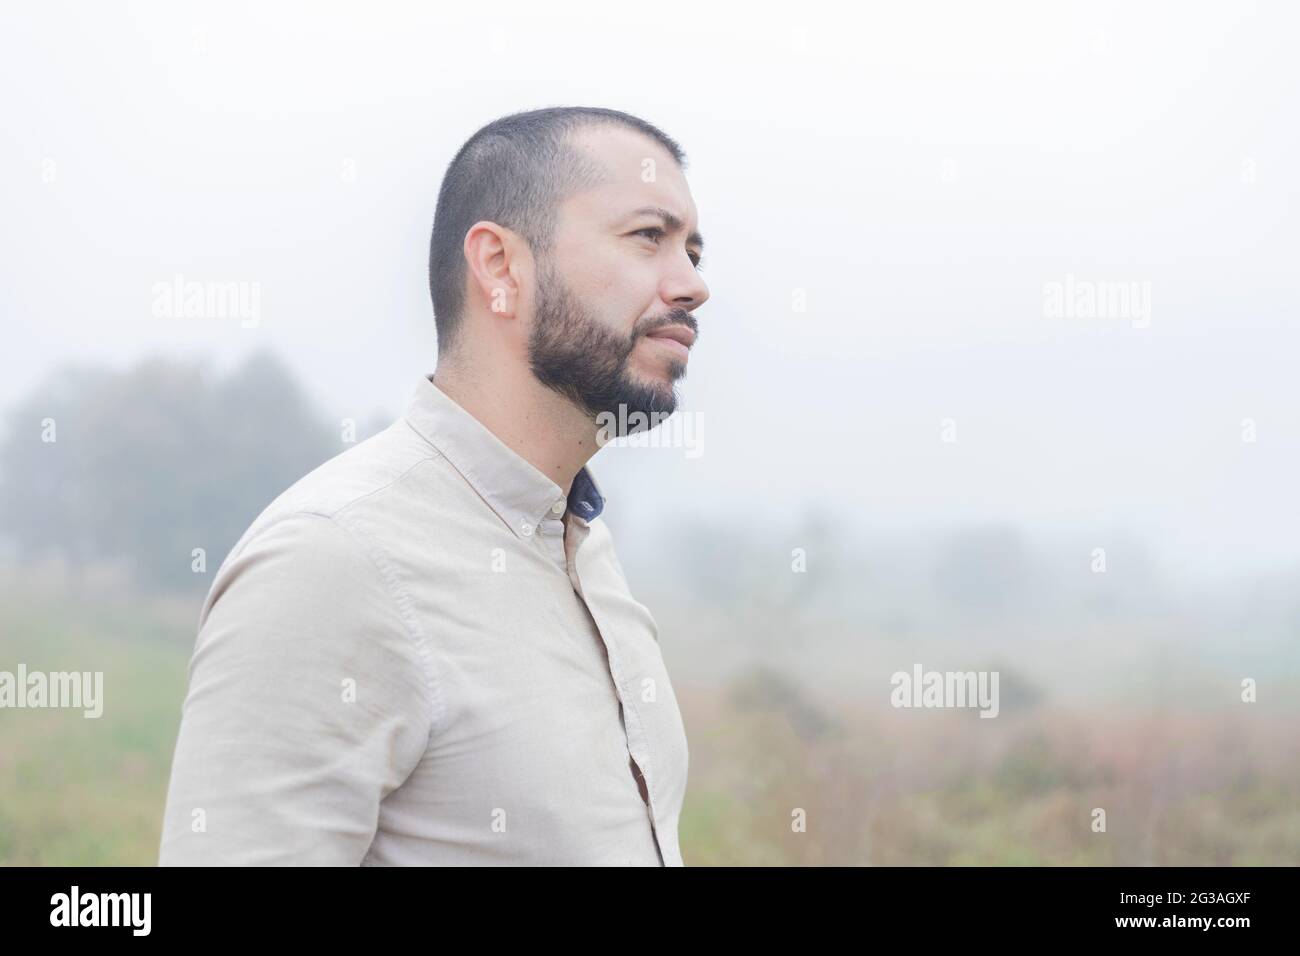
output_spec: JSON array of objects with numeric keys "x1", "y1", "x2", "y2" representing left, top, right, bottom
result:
[{"x1": 158, "y1": 373, "x2": 689, "y2": 866}]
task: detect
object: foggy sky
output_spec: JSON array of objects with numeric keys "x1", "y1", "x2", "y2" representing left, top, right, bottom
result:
[{"x1": 3, "y1": 0, "x2": 1297, "y2": 580}]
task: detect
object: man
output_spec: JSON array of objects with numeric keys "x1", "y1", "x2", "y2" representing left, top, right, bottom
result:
[{"x1": 158, "y1": 106, "x2": 710, "y2": 866}]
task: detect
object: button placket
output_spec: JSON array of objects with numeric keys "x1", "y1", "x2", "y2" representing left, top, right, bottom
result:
[
  {"x1": 583, "y1": 599, "x2": 664, "y2": 858},
  {"x1": 567, "y1": 526, "x2": 671, "y2": 863},
  {"x1": 564, "y1": 520, "x2": 589, "y2": 592},
  {"x1": 528, "y1": 505, "x2": 562, "y2": 570}
]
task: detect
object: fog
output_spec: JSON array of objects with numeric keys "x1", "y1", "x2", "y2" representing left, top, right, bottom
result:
[{"x1": 5, "y1": 2, "x2": 1297, "y2": 589}]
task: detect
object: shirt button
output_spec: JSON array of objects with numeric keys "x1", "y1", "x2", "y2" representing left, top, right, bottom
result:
[{"x1": 551, "y1": 500, "x2": 566, "y2": 515}]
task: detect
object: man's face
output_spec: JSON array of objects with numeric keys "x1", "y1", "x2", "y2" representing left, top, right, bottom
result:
[{"x1": 526, "y1": 126, "x2": 709, "y2": 431}]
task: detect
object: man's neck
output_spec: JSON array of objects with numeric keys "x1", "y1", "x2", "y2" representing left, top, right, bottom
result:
[{"x1": 431, "y1": 363, "x2": 600, "y2": 498}]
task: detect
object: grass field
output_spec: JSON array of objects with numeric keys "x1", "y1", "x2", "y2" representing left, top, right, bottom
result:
[
  {"x1": 0, "y1": 570, "x2": 191, "y2": 865},
  {"x1": 3, "y1": 567, "x2": 1297, "y2": 866}
]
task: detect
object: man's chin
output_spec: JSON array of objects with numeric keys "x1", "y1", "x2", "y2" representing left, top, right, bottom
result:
[
  {"x1": 590, "y1": 384, "x2": 680, "y2": 436},
  {"x1": 629, "y1": 373, "x2": 681, "y2": 417}
]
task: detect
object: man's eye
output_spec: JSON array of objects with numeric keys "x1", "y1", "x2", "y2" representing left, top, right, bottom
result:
[{"x1": 634, "y1": 228, "x2": 703, "y2": 270}]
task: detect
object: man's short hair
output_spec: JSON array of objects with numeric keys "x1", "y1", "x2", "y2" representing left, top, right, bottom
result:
[{"x1": 428, "y1": 106, "x2": 687, "y2": 356}]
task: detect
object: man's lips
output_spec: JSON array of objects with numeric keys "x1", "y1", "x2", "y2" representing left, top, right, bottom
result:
[{"x1": 644, "y1": 324, "x2": 697, "y2": 348}]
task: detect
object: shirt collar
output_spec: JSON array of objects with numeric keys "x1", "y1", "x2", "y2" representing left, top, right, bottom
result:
[{"x1": 403, "y1": 373, "x2": 606, "y2": 538}]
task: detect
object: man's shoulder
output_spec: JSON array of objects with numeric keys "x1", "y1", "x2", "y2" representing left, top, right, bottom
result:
[
  {"x1": 220, "y1": 418, "x2": 450, "y2": 572},
  {"x1": 277, "y1": 419, "x2": 445, "y2": 515}
]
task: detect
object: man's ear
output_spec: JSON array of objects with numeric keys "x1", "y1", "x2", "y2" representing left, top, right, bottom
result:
[{"x1": 463, "y1": 220, "x2": 524, "y2": 319}]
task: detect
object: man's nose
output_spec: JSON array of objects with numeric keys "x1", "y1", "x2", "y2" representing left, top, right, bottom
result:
[{"x1": 664, "y1": 258, "x2": 709, "y2": 312}]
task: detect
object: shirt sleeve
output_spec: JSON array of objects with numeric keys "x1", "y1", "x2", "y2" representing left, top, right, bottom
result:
[{"x1": 158, "y1": 511, "x2": 436, "y2": 865}]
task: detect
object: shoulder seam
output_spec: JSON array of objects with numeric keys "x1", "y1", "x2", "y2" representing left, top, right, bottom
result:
[
  {"x1": 319, "y1": 511, "x2": 447, "y2": 740},
  {"x1": 329, "y1": 449, "x2": 447, "y2": 521},
  {"x1": 207, "y1": 451, "x2": 454, "y2": 738},
  {"x1": 223, "y1": 509, "x2": 446, "y2": 741}
]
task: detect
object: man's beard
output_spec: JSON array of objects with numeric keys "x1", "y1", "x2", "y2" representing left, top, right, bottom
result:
[{"x1": 527, "y1": 260, "x2": 694, "y2": 435}]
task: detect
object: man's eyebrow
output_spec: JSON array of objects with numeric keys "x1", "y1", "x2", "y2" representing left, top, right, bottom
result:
[{"x1": 627, "y1": 206, "x2": 705, "y2": 253}]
